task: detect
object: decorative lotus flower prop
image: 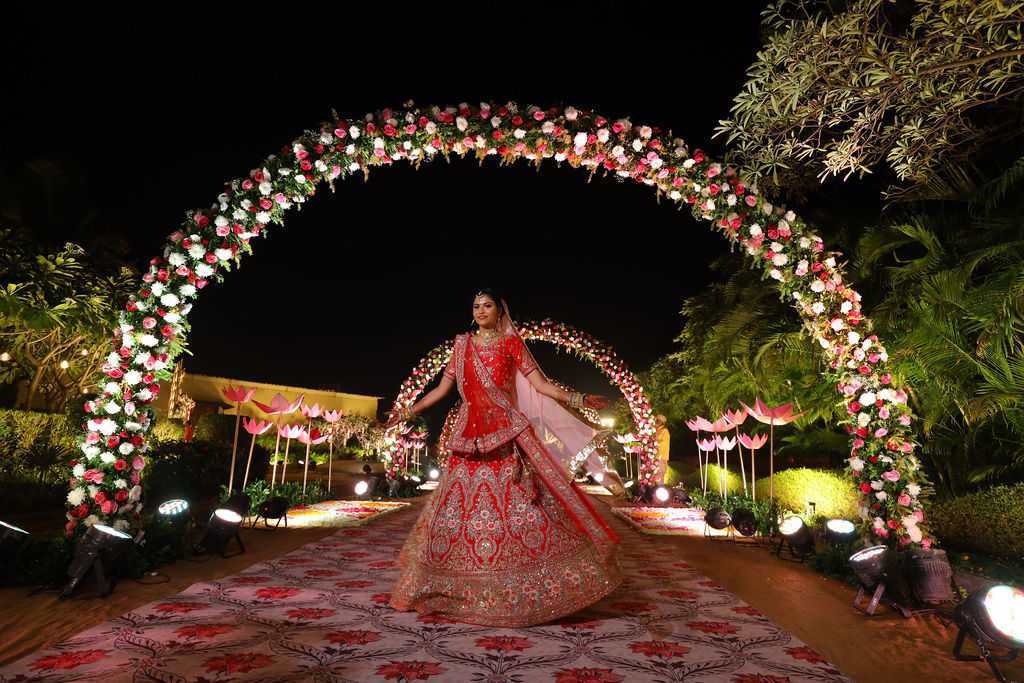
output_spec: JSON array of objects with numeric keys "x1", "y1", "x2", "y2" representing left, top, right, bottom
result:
[
  {"x1": 277, "y1": 423, "x2": 306, "y2": 486},
  {"x1": 240, "y1": 418, "x2": 273, "y2": 490},
  {"x1": 300, "y1": 402, "x2": 323, "y2": 420},
  {"x1": 253, "y1": 392, "x2": 305, "y2": 488},
  {"x1": 220, "y1": 384, "x2": 258, "y2": 494},
  {"x1": 714, "y1": 434, "x2": 738, "y2": 497},
  {"x1": 695, "y1": 437, "x2": 717, "y2": 492},
  {"x1": 737, "y1": 432, "x2": 769, "y2": 502},
  {"x1": 723, "y1": 407, "x2": 749, "y2": 494},
  {"x1": 686, "y1": 416, "x2": 714, "y2": 432},
  {"x1": 321, "y1": 409, "x2": 344, "y2": 490},
  {"x1": 739, "y1": 397, "x2": 808, "y2": 500},
  {"x1": 297, "y1": 426, "x2": 330, "y2": 495}
]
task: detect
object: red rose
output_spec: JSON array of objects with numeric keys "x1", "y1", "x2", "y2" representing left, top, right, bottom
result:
[
  {"x1": 161, "y1": 325, "x2": 174, "y2": 337},
  {"x1": 300, "y1": 159, "x2": 312, "y2": 171},
  {"x1": 205, "y1": 253, "x2": 217, "y2": 264},
  {"x1": 115, "y1": 459, "x2": 128, "y2": 471},
  {"x1": 383, "y1": 123, "x2": 396, "y2": 136},
  {"x1": 195, "y1": 214, "x2": 209, "y2": 228},
  {"x1": 115, "y1": 490, "x2": 128, "y2": 502},
  {"x1": 365, "y1": 122, "x2": 375, "y2": 133},
  {"x1": 94, "y1": 492, "x2": 107, "y2": 504},
  {"x1": 107, "y1": 435, "x2": 120, "y2": 448},
  {"x1": 254, "y1": 171, "x2": 264, "y2": 182},
  {"x1": 76, "y1": 504, "x2": 90, "y2": 518},
  {"x1": 859, "y1": 483, "x2": 872, "y2": 494}
]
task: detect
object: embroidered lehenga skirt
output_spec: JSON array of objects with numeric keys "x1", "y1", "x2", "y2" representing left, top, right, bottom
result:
[{"x1": 389, "y1": 431, "x2": 623, "y2": 627}]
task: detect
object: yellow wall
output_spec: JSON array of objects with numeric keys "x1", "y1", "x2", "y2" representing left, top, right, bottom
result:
[{"x1": 153, "y1": 372, "x2": 379, "y2": 422}]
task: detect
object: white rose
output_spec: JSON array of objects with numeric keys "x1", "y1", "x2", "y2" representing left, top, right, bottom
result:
[
  {"x1": 73, "y1": 463, "x2": 85, "y2": 478},
  {"x1": 188, "y1": 244, "x2": 206, "y2": 259},
  {"x1": 167, "y1": 252, "x2": 185, "y2": 266},
  {"x1": 850, "y1": 457, "x2": 864, "y2": 472},
  {"x1": 129, "y1": 485, "x2": 142, "y2": 501},
  {"x1": 99, "y1": 452, "x2": 116, "y2": 463},
  {"x1": 163, "y1": 312, "x2": 180, "y2": 324},
  {"x1": 573, "y1": 132, "x2": 588, "y2": 147},
  {"x1": 114, "y1": 478, "x2": 128, "y2": 489},
  {"x1": 631, "y1": 139, "x2": 643, "y2": 152},
  {"x1": 119, "y1": 442, "x2": 134, "y2": 455},
  {"x1": 215, "y1": 248, "x2": 232, "y2": 261},
  {"x1": 770, "y1": 268, "x2": 783, "y2": 280},
  {"x1": 160, "y1": 293, "x2": 180, "y2": 307},
  {"x1": 860, "y1": 392, "x2": 876, "y2": 406},
  {"x1": 858, "y1": 413, "x2": 871, "y2": 427},
  {"x1": 150, "y1": 282, "x2": 165, "y2": 296},
  {"x1": 841, "y1": 301, "x2": 853, "y2": 314},
  {"x1": 811, "y1": 280, "x2": 825, "y2": 293},
  {"x1": 848, "y1": 331, "x2": 861, "y2": 345},
  {"x1": 67, "y1": 488, "x2": 85, "y2": 506},
  {"x1": 907, "y1": 483, "x2": 921, "y2": 496},
  {"x1": 104, "y1": 402, "x2": 121, "y2": 415},
  {"x1": 875, "y1": 491, "x2": 888, "y2": 501},
  {"x1": 140, "y1": 334, "x2": 158, "y2": 347},
  {"x1": 232, "y1": 208, "x2": 247, "y2": 221},
  {"x1": 258, "y1": 181, "x2": 273, "y2": 195},
  {"x1": 908, "y1": 525, "x2": 923, "y2": 543},
  {"x1": 195, "y1": 264, "x2": 214, "y2": 278},
  {"x1": 597, "y1": 128, "x2": 609, "y2": 143},
  {"x1": 541, "y1": 121, "x2": 555, "y2": 134},
  {"x1": 772, "y1": 254, "x2": 788, "y2": 266},
  {"x1": 84, "y1": 515, "x2": 100, "y2": 528},
  {"x1": 348, "y1": 125, "x2": 360, "y2": 139},
  {"x1": 749, "y1": 224, "x2": 762, "y2": 236}
]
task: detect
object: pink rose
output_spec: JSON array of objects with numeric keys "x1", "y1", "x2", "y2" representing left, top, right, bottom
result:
[
  {"x1": 874, "y1": 428, "x2": 888, "y2": 438},
  {"x1": 914, "y1": 509, "x2": 924, "y2": 523},
  {"x1": 215, "y1": 225, "x2": 229, "y2": 237},
  {"x1": 879, "y1": 408, "x2": 890, "y2": 419},
  {"x1": 887, "y1": 519, "x2": 899, "y2": 529},
  {"x1": 922, "y1": 538, "x2": 932, "y2": 549},
  {"x1": 132, "y1": 456, "x2": 146, "y2": 471},
  {"x1": 882, "y1": 470, "x2": 900, "y2": 482},
  {"x1": 142, "y1": 317, "x2": 157, "y2": 329},
  {"x1": 899, "y1": 414, "x2": 911, "y2": 426},
  {"x1": 241, "y1": 179, "x2": 254, "y2": 190},
  {"x1": 101, "y1": 500, "x2": 117, "y2": 515},
  {"x1": 898, "y1": 493, "x2": 911, "y2": 506}
]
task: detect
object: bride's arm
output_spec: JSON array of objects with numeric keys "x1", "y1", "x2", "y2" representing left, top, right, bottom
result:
[
  {"x1": 380, "y1": 375, "x2": 455, "y2": 429},
  {"x1": 525, "y1": 370, "x2": 609, "y2": 411}
]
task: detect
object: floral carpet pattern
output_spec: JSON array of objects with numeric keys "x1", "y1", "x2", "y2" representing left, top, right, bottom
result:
[
  {"x1": 612, "y1": 506, "x2": 709, "y2": 535},
  {"x1": 281, "y1": 499, "x2": 410, "y2": 528},
  {"x1": 0, "y1": 506, "x2": 851, "y2": 682}
]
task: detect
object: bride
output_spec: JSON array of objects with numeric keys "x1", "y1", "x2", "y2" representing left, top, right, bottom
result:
[{"x1": 385, "y1": 287, "x2": 623, "y2": 627}]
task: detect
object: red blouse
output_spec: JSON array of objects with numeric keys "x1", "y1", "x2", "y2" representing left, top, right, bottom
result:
[{"x1": 444, "y1": 332, "x2": 537, "y2": 393}]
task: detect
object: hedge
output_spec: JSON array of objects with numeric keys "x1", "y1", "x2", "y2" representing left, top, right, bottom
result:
[
  {"x1": 926, "y1": 483, "x2": 1024, "y2": 561},
  {"x1": 0, "y1": 409, "x2": 76, "y2": 478}
]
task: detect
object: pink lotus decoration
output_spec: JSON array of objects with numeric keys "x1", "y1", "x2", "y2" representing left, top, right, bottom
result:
[
  {"x1": 714, "y1": 434, "x2": 737, "y2": 496},
  {"x1": 220, "y1": 385, "x2": 258, "y2": 494},
  {"x1": 241, "y1": 418, "x2": 273, "y2": 490},
  {"x1": 738, "y1": 432, "x2": 769, "y2": 502},
  {"x1": 300, "y1": 402, "x2": 323, "y2": 419},
  {"x1": 297, "y1": 426, "x2": 331, "y2": 495},
  {"x1": 739, "y1": 397, "x2": 808, "y2": 500},
  {"x1": 723, "y1": 407, "x2": 749, "y2": 494},
  {"x1": 321, "y1": 409, "x2": 343, "y2": 490},
  {"x1": 277, "y1": 423, "x2": 306, "y2": 486},
  {"x1": 695, "y1": 437, "x2": 716, "y2": 492},
  {"x1": 253, "y1": 393, "x2": 305, "y2": 488},
  {"x1": 686, "y1": 416, "x2": 714, "y2": 432}
]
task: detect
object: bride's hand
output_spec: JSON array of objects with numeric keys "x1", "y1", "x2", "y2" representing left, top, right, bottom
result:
[
  {"x1": 378, "y1": 411, "x2": 403, "y2": 430},
  {"x1": 584, "y1": 395, "x2": 610, "y2": 410}
]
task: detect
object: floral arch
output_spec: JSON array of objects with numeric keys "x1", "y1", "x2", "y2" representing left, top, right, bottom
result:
[
  {"x1": 380, "y1": 320, "x2": 659, "y2": 481},
  {"x1": 69, "y1": 101, "x2": 927, "y2": 549}
]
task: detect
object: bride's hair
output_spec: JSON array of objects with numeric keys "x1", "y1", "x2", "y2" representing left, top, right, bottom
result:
[{"x1": 469, "y1": 286, "x2": 505, "y2": 331}]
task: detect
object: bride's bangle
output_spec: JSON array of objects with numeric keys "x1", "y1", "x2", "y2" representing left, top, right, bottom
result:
[{"x1": 568, "y1": 392, "x2": 585, "y2": 409}]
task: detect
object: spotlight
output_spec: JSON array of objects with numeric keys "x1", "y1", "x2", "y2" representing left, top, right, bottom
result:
[
  {"x1": 953, "y1": 585, "x2": 1024, "y2": 681},
  {"x1": 61, "y1": 524, "x2": 133, "y2": 598},
  {"x1": 776, "y1": 516, "x2": 814, "y2": 561},
  {"x1": 410, "y1": 475, "x2": 422, "y2": 483},
  {"x1": 593, "y1": 472, "x2": 605, "y2": 483},
  {"x1": 904, "y1": 547, "x2": 955, "y2": 604},
  {"x1": 428, "y1": 468, "x2": 440, "y2": 480},
  {"x1": 704, "y1": 507, "x2": 732, "y2": 536},
  {"x1": 253, "y1": 496, "x2": 290, "y2": 530},
  {"x1": 0, "y1": 520, "x2": 30, "y2": 553},
  {"x1": 157, "y1": 499, "x2": 190, "y2": 534},
  {"x1": 623, "y1": 480, "x2": 635, "y2": 488},
  {"x1": 823, "y1": 518, "x2": 858, "y2": 546},
  {"x1": 222, "y1": 493, "x2": 251, "y2": 519},
  {"x1": 636, "y1": 484, "x2": 653, "y2": 504},
  {"x1": 849, "y1": 545, "x2": 905, "y2": 616},
  {"x1": 732, "y1": 508, "x2": 758, "y2": 537},
  {"x1": 654, "y1": 486, "x2": 670, "y2": 504},
  {"x1": 356, "y1": 477, "x2": 380, "y2": 499},
  {"x1": 195, "y1": 509, "x2": 244, "y2": 558}
]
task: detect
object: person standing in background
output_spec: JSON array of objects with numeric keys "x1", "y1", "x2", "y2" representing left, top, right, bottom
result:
[{"x1": 655, "y1": 414, "x2": 670, "y2": 484}]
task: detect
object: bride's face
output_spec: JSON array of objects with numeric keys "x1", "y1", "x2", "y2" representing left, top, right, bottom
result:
[{"x1": 473, "y1": 295, "x2": 501, "y2": 330}]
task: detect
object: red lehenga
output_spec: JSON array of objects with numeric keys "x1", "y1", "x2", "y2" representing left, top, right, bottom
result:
[{"x1": 390, "y1": 332, "x2": 623, "y2": 627}]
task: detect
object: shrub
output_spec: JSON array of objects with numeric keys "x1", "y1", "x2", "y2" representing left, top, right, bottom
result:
[
  {"x1": 754, "y1": 468, "x2": 858, "y2": 521},
  {"x1": 0, "y1": 409, "x2": 76, "y2": 479},
  {"x1": 926, "y1": 483, "x2": 1024, "y2": 561},
  {"x1": 151, "y1": 416, "x2": 185, "y2": 443},
  {"x1": 144, "y1": 440, "x2": 268, "y2": 503},
  {"x1": 194, "y1": 414, "x2": 237, "y2": 445}
]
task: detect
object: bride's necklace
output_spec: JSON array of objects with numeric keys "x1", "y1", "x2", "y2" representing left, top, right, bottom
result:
[{"x1": 477, "y1": 327, "x2": 501, "y2": 344}]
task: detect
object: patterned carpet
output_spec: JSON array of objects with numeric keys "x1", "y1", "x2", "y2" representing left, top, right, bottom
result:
[
  {"x1": 612, "y1": 506, "x2": 709, "y2": 535},
  {"x1": 0, "y1": 505, "x2": 851, "y2": 682}
]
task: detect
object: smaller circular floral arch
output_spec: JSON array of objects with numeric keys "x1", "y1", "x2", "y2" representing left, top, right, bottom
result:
[
  {"x1": 69, "y1": 100, "x2": 927, "y2": 550},
  {"x1": 380, "y1": 320, "x2": 659, "y2": 481}
]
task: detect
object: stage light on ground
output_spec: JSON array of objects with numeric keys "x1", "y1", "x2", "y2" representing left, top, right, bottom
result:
[
  {"x1": 222, "y1": 493, "x2": 251, "y2": 519},
  {"x1": 593, "y1": 472, "x2": 604, "y2": 483},
  {"x1": 623, "y1": 480, "x2": 634, "y2": 488},
  {"x1": 705, "y1": 507, "x2": 731, "y2": 530},
  {"x1": 636, "y1": 484, "x2": 654, "y2": 504},
  {"x1": 654, "y1": 486, "x2": 670, "y2": 503},
  {"x1": 0, "y1": 520, "x2": 30, "y2": 553},
  {"x1": 157, "y1": 499, "x2": 190, "y2": 533},
  {"x1": 904, "y1": 547, "x2": 955, "y2": 604},
  {"x1": 195, "y1": 509, "x2": 244, "y2": 558},
  {"x1": 953, "y1": 585, "x2": 1024, "y2": 681},
  {"x1": 670, "y1": 489, "x2": 690, "y2": 505},
  {"x1": 600, "y1": 417, "x2": 614, "y2": 428},
  {"x1": 776, "y1": 515, "x2": 814, "y2": 560},
  {"x1": 61, "y1": 523, "x2": 133, "y2": 598},
  {"x1": 428, "y1": 468, "x2": 440, "y2": 480},
  {"x1": 355, "y1": 480, "x2": 369, "y2": 496},
  {"x1": 849, "y1": 545, "x2": 888, "y2": 587},
  {"x1": 732, "y1": 508, "x2": 757, "y2": 536},
  {"x1": 823, "y1": 518, "x2": 858, "y2": 546},
  {"x1": 254, "y1": 496, "x2": 290, "y2": 529},
  {"x1": 356, "y1": 477, "x2": 380, "y2": 499},
  {"x1": 410, "y1": 475, "x2": 422, "y2": 483}
]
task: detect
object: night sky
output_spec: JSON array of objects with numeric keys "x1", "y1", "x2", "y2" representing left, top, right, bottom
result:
[{"x1": 3, "y1": 4, "x2": 764, "y2": 427}]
